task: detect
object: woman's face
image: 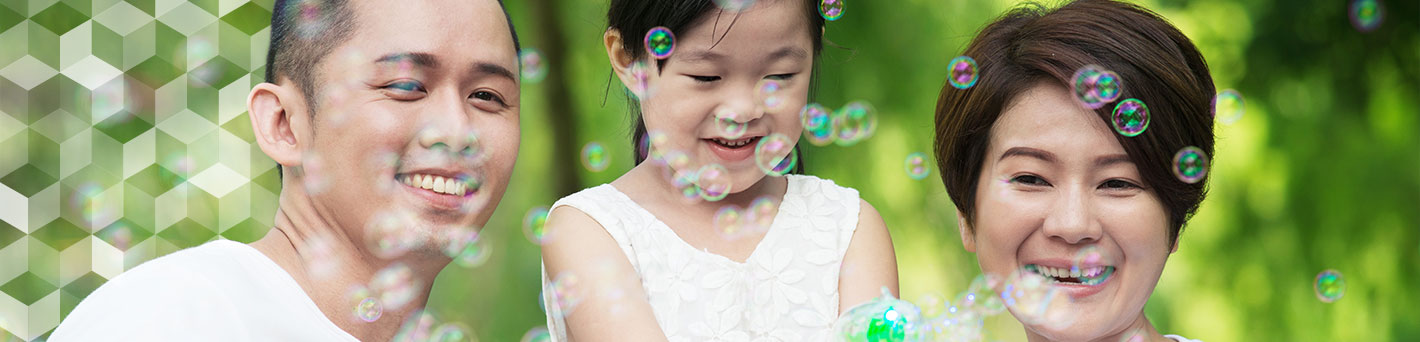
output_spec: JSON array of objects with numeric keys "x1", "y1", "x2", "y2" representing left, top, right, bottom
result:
[
  {"x1": 962, "y1": 82, "x2": 1174, "y2": 340},
  {"x1": 620, "y1": 0, "x2": 812, "y2": 193}
]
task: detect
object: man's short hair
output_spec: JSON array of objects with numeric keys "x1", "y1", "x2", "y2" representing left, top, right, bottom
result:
[{"x1": 263, "y1": 0, "x2": 522, "y2": 109}]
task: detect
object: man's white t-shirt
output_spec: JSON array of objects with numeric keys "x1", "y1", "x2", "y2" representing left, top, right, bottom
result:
[{"x1": 49, "y1": 240, "x2": 359, "y2": 341}]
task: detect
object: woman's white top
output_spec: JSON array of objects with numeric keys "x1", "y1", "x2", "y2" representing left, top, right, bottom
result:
[{"x1": 542, "y1": 175, "x2": 862, "y2": 342}]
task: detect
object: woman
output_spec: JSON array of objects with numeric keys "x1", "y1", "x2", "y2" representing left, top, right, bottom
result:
[{"x1": 934, "y1": 0, "x2": 1215, "y2": 341}]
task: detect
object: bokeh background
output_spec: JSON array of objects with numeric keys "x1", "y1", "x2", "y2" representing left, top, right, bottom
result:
[{"x1": 0, "y1": 0, "x2": 1416, "y2": 340}]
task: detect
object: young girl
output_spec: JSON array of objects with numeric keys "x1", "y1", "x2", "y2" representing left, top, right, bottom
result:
[
  {"x1": 934, "y1": 0, "x2": 1214, "y2": 341},
  {"x1": 540, "y1": 0, "x2": 899, "y2": 340}
]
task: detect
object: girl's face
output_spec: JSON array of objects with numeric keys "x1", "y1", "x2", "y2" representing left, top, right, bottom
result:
[
  {"x1": 962, "y1": 82, "x2": 1174, "y2": 340},
  {"x1": 615, "y1": 0, "x2": 813, "y2": 193}
]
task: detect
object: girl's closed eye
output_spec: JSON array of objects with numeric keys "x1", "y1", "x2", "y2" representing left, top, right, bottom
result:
[
  {"x1": 687, "y1": 74, "x2": 721, "y2": 83},
  {"x1": 766, "y1": 73, "x2": 797, "y2": 81}
]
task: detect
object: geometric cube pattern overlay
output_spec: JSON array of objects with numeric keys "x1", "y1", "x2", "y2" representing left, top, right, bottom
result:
[{"x1": 0, "y1": 0, "x2": 279, "y2": 339}]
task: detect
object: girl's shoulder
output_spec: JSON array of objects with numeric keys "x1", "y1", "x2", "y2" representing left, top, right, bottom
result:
[{"x1": 786, "y1": 174, "x2": 861, "y2": 203}]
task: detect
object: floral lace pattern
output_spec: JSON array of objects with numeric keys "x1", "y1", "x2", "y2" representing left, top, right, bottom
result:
[{"x1": 543, "y1": 175, "x2": 861, "y2": 342}]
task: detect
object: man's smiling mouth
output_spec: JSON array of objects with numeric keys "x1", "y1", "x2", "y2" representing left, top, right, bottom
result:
[{"x1": 397, "y1": 173, "x2": 479, "y2": 197}]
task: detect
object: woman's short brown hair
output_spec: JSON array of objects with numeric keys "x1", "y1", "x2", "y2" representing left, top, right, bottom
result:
[{"x1": 933, "y1": 0, "x2": 1216, "y2": 247}]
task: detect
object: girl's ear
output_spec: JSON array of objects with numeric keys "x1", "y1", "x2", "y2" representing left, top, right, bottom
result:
[
  {"x1": 604, "y1": 29, "x2": 641, "y2": 92},
  {"x1": 956, "y1": 209, "x2": 976, "y2": 253}
]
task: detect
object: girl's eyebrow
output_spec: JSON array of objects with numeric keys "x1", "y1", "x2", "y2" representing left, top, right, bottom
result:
[{"x1": 677, "y1": 47, "x2": 810, "y2": 63}]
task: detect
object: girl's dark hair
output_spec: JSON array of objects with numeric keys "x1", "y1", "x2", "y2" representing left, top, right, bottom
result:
[
  {"x1": 608, "y1": 0, "x2": 826, "y2": 171},
  {"x1": 933, "y1": 0, "x2": 1216, "y2": 248}
]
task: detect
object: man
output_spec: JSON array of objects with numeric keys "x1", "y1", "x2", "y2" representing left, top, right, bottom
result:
[{"x1": 50, "y1": 0, "x2": 522, "y2": 340}]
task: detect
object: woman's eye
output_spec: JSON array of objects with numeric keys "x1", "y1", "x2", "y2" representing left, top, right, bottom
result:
[
  {"x1": 1101, "y1": 179, "x2": 1141, "y2": 190},
  {"x1": 767, "y1": 73, "x2": 797, "y2": 81},
  {"x1": 1011, "y1": 175, "x2": 1050, "y2": 186},
  {"x1": 688, "y1": 75, "x2": 721, "y2": 83},
  {"x1": 471, "y1": 90, "x2": 506, "y2": 106}
]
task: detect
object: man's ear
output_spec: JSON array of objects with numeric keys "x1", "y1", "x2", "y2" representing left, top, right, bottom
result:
[
  {"x1": 604, "y1": 29, "x2": 642, "y2": 92},
  {"x1": 247, "y1": 82, "x2": 307, "y2": 170},
  {"x1": 956, "y1": 209, "x2": 976, "y2": 253}
]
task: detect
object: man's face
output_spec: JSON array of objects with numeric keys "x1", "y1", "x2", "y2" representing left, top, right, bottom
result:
[{"x1": 293, "y1": 0, "x2": 519, "y2": 259}]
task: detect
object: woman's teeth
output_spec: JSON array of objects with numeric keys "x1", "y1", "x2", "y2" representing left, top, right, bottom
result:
[
  {"x1": 1025, "y1": 264, "x2": 1115, "y2": 285},
  {"x1": 398, "y1": 174, "x2": 469, "y2": 196},
  {"x1": 712, "y1": 137, "x2": 755, "y2": 148}
]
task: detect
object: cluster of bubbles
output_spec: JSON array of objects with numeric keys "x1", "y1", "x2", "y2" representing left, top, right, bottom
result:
[
  {"x1": 713, "y1": 196, "x2": 779, "y2": 239},
  {"x1": 1111, "y1": 98, "x2": 1150, "y2": 137},
  {"x1": 835, "y1": 247, "x2": 1113, "y2": 341},
  {"x1": 1348, "y1": 0, "x2": 1384, "y2": 32},
  {"x1": 524, "y1": 207, "x2": 551, "y2": 245},
  {"x1": 797, "y1": 101, "x2": 879, "y2": 147},
  {"x1": 1071, "y1": 65, "x2": 1123, "y2": 109},
  {"x1": 391, "y1": 309, "x2": 476, "y2": 342},
  {"x1": 904, "y1": 152, "x2": 930, "y2": 181},
  {"x1": 820, "y1": 0, "x2": 845, "y2": 21},
  {"x1": 581, "y1": 142, "x2": 610, "y2": 172},
  {"x1": 1314, "y1": 269, "x2": 1346, "y2": 303},
  {"x1": 1212, "y1": 89, "x2": 1245, "y2": 125},
  {"x1": 1171, "y1": 146, "x2": 1209, "y2": 184},
  {"x1": 645, "y1": 26, "x2": 676, "y2": 60},
  {"x1": 520, "y1": 48, "x2": 547, "y2": 84},
  {"x1": 947, "y1": 56, "x2": 979, "y2": 90}
]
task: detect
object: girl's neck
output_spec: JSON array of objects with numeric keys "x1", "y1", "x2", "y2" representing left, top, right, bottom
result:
[{"x1": 615, "y1": 161, "x2": 789, "y2": 209}]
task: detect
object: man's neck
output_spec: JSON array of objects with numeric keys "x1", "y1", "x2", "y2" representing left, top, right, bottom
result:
[{"x1": 250, "y1": 190, "x2": 449, "y2": 341}]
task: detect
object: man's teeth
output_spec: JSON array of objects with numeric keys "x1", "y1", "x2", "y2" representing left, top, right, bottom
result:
[
  {"x1": 399, "y1": 174, "x2": 468, "y2": 196},
  {"x1": 713, "y1": 137, "x2": 753, "y2": 147}
]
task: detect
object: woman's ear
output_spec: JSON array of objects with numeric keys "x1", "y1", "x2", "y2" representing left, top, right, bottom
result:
[
  {"x1": 956, "y1": 209, "x2": 976, "y2": 253},
  {"x1": 604, "y1": 29, "x2": 641, "y2": 92},
  {"x1": 247, "y1": 82, "x2": 307, "y2": 171}
]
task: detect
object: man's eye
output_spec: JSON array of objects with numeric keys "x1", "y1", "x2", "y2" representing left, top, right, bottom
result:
[
  {"x1": 385, "y1": 81, "x2": 425, "y2": 92},
  {"x1": 688, "y1": 75, "x2": 721, "y2": 83}
]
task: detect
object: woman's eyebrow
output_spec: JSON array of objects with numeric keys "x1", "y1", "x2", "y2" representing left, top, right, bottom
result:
[{"x1": 999, "y1": 146, "x2": 1057, "y2": 164}]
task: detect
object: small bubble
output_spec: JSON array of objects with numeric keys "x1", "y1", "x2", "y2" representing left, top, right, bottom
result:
[
  {"x1": 1213, "y1": 89, "x2": 1244, "y2": 125},
  {"x1": 520, "y1": 48, "x2": 548, "y2": 84},
  {"x1": 756, "y1": 79, "x2": 787, "y2": 111},
  {"x1": 754, "y1": 133, "x2": 797, "y2": 176},
  {"x1": 1111, "y1": 98, "x2": 1149, "y2": 137},
  {"x1": 715, "y1": 108, "x2": 748, "y2": 139},
  {"x1": 1172, "y1": 146, "x2": 1209, "y2": 184},
  {"x1": 1315, "y1": 269, "x2": 1345, "y2": 303},
  {"x1": 714, "y1": 205, "x2": 745, "y2": 239},
  {"x1": 947, "y1": 56, "x2": 979, "y2": 90},
  {"x1": 904, "y1": 152, "x2": 930, "y2": 180},
  {"x1": 581, "y1": 142, "x2": 610, "y2": 172},
  {"x1": 370, "y1": 263, "x2": 420, "y2": 310},
  {"x1": 524, "y1": 207, "x2": 551, "y2": 245},
  {"x1": 645, "y1": 27, "x2": 676, "y2": 60},
  {"x1": 1349, "y1": 0, "x2": 1384, "y2": 32},
  {"x1": 450, "y1": 232, "x2": 492, "y2": 268},
  {"x1": 521, "y1": 327, "x2": 552, "y2": 342},
  {"x1": 355, "y1": 297, "x2": 383, "y2": 322},
  {"x1": 746, "y1": 196, "x2": 778, "y2": 232},
  {"x1": 696, "y1": 164, "x2": 732, "y2": 202},
  {"x1": 428, "y1": 322, "x2": 472, "y2": 342},
  {"x1": 833, "y1": 101, "x2": 878, "y2": 146},
  {"x1": 799, "y1": 104, "x2": 835, "y2": 146},
  {"x1": 365, "y1": 210, "x2": 420, "y2": 259},
  {"x1": 627, "y1": 60, "x2": 653, "y2": 99},
  {"x1": 550, "y1": 272, "x2": 584, "y2": 316},
  {"x1": 819, "y1": 0, "x2": 845, "y2": 21},
  {"x1": 1071, "y1": 65, "x2": 1123, "y2": 109}
]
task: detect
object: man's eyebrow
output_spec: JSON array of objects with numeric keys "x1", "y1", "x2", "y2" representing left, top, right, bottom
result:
[
  {"x1": 473, "y1": 62, "x2": 518, "y2": 83},
  {"x1": 999, "y1": 146, "x2": 1057, "y2": 164},
  {"x1": 375, "y1": 52, "x2": 439, "y2": 69}
]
